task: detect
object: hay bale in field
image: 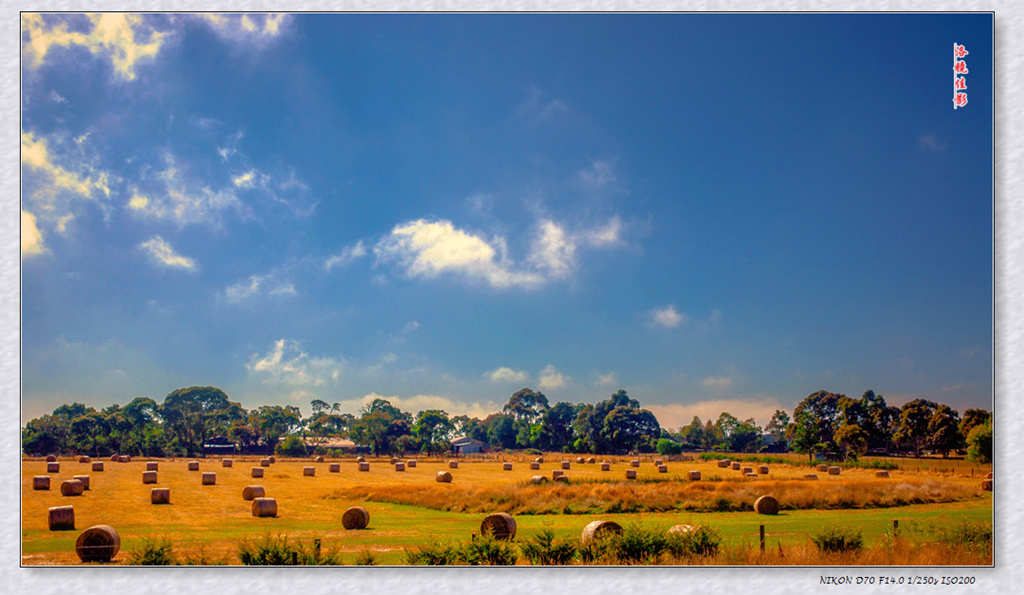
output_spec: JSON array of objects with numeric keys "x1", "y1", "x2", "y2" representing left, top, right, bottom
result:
[
  {"x1": 47, "y1": 462, "x2": 60, "y2": 473},
  {"x1": 146, "y1": 462, "x2": 158, "y2": 471},
  {"x1": 717, "y1": 459, "x2": 731, "y2": 468},
  {"x1": 75, "y1": 525, "x2": 120, "y2": 562},
  {"x1": 803, "y1": 474, "x2": 818, "y2": 480},
  {"x1": 268, "y1": 456, "x2": 276, "y2": 463},
  {"x1": 552, "y1": 470, "x2": 565, "y2": 479},
  {"x1": 688, "y1": 470, "x2": 701, "y2": 481},
  {"x1": 875, "y1": 471, "x2": 890, "y2": 478},
  {"x1": 46, "y1": 455, "x2": 57, "y2": 462},
  {"x1": 407, "y1": 460, "x2": 417, "y2": 468},
  {"x1": 151, "y1": 488, "x2": 170, "y2": 504},
  {"x1": 60, "y1": 479, "x2": 84, "y2": 497},
  {"x1": 480, "y1": 512, "x2": 517, "y2": 540},
  {"x1": 816, "y1": 464, "x2": 829, "y2": 472},
  {"x1": 242, "y1": 485, "x2": 265, "y2": 501},
  {"x1": 658, "y1": 465, "x2": 668, "y2": 473},
  {"x1": 828, "y1": 466, "x2": 841, "y2": 476},
  {"x1": 303, "y1": 466, "x2": 315, "y2": 477},
  {"x1": 119, "y1": 456, "x2": 131, "y2": 463},
  {"x1": 34, "y1": 476, "x2": 50, "y2": 490},
  {"x1": 342, "y1": 506, "x2": 370, "y2": 530},
  {"x1": 395, "y1": 462, "x2": 406, "y2": 472},
  {"x1": 110, "y1": 455, "x2": 119, "y2": 462},
  {"x1": 202, "y1": 472, "x2": 216, "y2": 485},
  {"x1": 745, "y1": 472, "x2": 758, "y2": 477},
  {"x1": 654, "y1": 459, "x2": 663, "y2": 466},
  {"x1": 389, "y1": 457, "x2": 398, "y2": 465},
  {"x1": 561, "y1": 461, "x2": 571, "y2": 470},
  {"x1": 554, "y1": 475, "x2": 569, "y2": 483},
  {"x1": 534, "y1": 457, "x2": 544, "y2": 464},
  {"x1": 531, "y1": 475, "x2": 549, "y2": 484},
  {"x1": 436, "y1": 471, "x2": 453, "y2": 483},
  {"x1": 668, "y1": 524, "x2": 698, "y2": 535},
  {"x1": 73, "y1": 475, "x2": 90, "y2": 490},
  {"x1": 448, "y1": 460, "x2": 459, "y2": 469},
  {"x1": 222, "y1": 459, "x2": 233, "y2": 468},
  {"x1": 625, "y1": 469, "x2": 637, "y2": 479},
  {"x1": 731, "y1": 462, "x2": 741, "y2": 470},
  {"x1": 329, "y1": 463, "x2": 340, "y2": 473},
  {"x1": 503, "y1": 463, "x2": 513, "y2": 471},
  {"x1": 48, "y1": 505, "x2": 75, "y2": 531},
  {"x1": 188, "y1": 461, "x2": 199, "y2": 471},
  {"x1": 981, "y1": 479, "x2": 993, "y2": 491},
  {"x1": 986, "y1": 471, "x2": 992, "y2": 479},
  {"x1": 78, "y1": 456, "x2": 91, "y2": 464},
  {"x1": 356, "y1": 456, "x2": 365, "y2": 463},
  {"x1": 530, "y1": 462, "x2": 541, "y2": 470},
  {"x1": 581, "y1": 520, "x2": 623, "y2": 544},
  {"x1": 576, "y1": 457, "x2": 584, "y2": 464},
  {"x1": 742, "y1": 467, "x2": 753, "y2": 474},
  {"x1": 251, "y1": 467, "x2": 264, "y2": 478},
  {"x1": 758, "y1": 466, "x2": 769, "y2": 474},
  {"x1": 142, "y1": 471, "x2": 157, "y2": 484},
  {"x1": 315, "y1": 456, "x2": 325, "y2": 463},
  {"x1": 754, "y1": 495, "x2": 780, "y2": 515},
  {"x1": 260, "y1": 459, "x2": 271, "y2": 467},
  {"x1": 630, "y1": 460, "x2": 640, "y2": 468},
  {"x1": 359, "y1": 462, "x2": 370, "y2": 472},
  {"x1": 92, "y1": 462, "x2": 104, "y2": 472},
  {"x1": 252, "y1": 497, "x2": 277, "y2": 518},
  {"x1": 601, "y1": 463, "x2": 610, "y2": 471},
  {"x1": 587, "y1": 457, "x2": 596, "y2": 464}
]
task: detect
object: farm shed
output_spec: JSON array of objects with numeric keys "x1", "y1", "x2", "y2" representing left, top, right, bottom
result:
[{"x1": 450, "y1": 436, "x2": 485, "y2": 454}]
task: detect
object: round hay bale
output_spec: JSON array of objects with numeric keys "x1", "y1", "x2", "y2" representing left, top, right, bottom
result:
[
  {"x1": 119, "y1": 455, "x2": 131, "y2": 463},
  {"x1": 554, "y1": 475, "x2": 569, "y2": 483},
  {"x1": 530, "y1": 462, "x2": 541, "y2": 470},
  {"x1": 436, "y1": 471, "x2": 453, "y2": 483},
  {"x1": 658, "y1": 465, "x2": 668, "y2": 473},
  {"x1": 576, "y1": 457, "x2": 584, "y2": 464},
  {"x1": 389, "y1": 457, "x2": 398, "y2": 465},
  {"x1": 342, "y1": 506, "x2": 370, "y2": 530},
  {"x1": 625, "y1": 469, "x2": 637, "y2": 479},
  {"x1": 395, "y1": 462, "x2": 405, "y2": 472},
  {"x1": 654, "y1": 459, "x2": 663, "y2": 466},
  {"x1": 142, "y1": 471, "x2": 157, "y2": 484},
  {"x1": 668, "y1": 524, "x2": 699, "y2": 535},
  {"x1": 92, "y1": 462, "x2": 104, "y2": 472},
  {"x1": 731, "y1": 462, "x2": 741, "y2": 470},
  {"x1": 875, "y1": 470, "x2": 890, "y2": 478},
  {"x1": 552, "y1": 470, "x2": 565, "y2": 479},
  {"x1": 47, "y1": 462, "x2": 60, "y2": 473},
  {"x1": 260, "y1": 459, "x2": 271, "y2": 467},
  {"x1": 78, "y1": 456, "x2": 91, "y2": 463},
  {"x1": 587, "y1": 457, "x2": 596, "y2": 464},
  {"x1": 561, "y1": 461, "x2": 571, "y2": 469},
  {"x1": 630, "y1": 460, "x2": 640, "y2": 468},
  {"x1": 448, "y1": 460, "x2": 459, "y2": 469},
  {"x1": 34, "y1": 476, "x2": 51, "y2": 490},
  {"x1": 46, "y1": 455, "x2": 57, "y2": 462},
  {"x1": 303, "y1": 466, "x2": 315, "y2": 477},
  {"x1": 315, "y1": 456, "x2": 325, "y2": 463},
  {"x1": 688, "y1": 470, "x2": 701, "y2": 481},
  {"x1": 803, "y1": 474, "x2": 819, "y2": 480},
  {"x1": 754, "y1": 495, "x2": 780, "y2": 515},
  {"x1": 188, "y1": 461, "x2": 199, "y2": 471},
  {"x1": 251, "y1": 467, "x2": 264, "y2": 478},
  {"x1": 48, "y1": 505, "x2": 75, "y2": 531},
  {"x1": 480, "y1": 512, "x2": 517, "y2": 540},
  {"x1": 356, "y1": 456, "x2": 365, "y2": 463},
  {"x1": 222, "y1": 459, "x2": 233, "y2": 468},
  {"x1": 758, "y1": 466, "x2": 769, "y2": 474},
  {"x1": 358, "y1": 462, "x2": 370, "y2": 472},
  {"x1": 146, "y1": 462, "x2": 159, "y2": 471},
  {"x1": 581, "y1": 520, "x2": 623, "y2": 544},
  {"x1": 268, "y1": 456, "x2": 276, "y2": 464},
  {"x1": 981, "y1": 478, "x2": 993, "y2": 491},
  {"x1": 110, "y1": 454, "x2": 119, "y2": 461},
  {"x1": 742, "y1": 467, "x2": 753, "y2": 474},
  {"x1": 151, "y1": 487, "x2": 170, "y2": 504},
  {"x1": 329, "y1": 463, "x2": 340, "y2": 473},
  {"x1": 503, "y1": 463, "x2": 512, "y2": 471},
  {"x1": 986, "y1": 471, "x2": 993, "y2": 479},
  {"x1": 827, "y1": 466, "x2": 841, "y2": 476},
  {"x1": 75, "y1": 525, "x2": 120, "y2": 562},
  {"x1": 600, "y1": 463, "x2": 610, "y2": 471},
  {"x1": 816, "y1": 464, "x2": 829, "y2": 472},
  {"x1": 73, "y1": 475, "x2": 90, "y2": 490},
  {"x1": 242, "y1": 485, "x2": 266, "y2": 501},
  {"x1": 534, "y1": 457, "x2": 544, "y2": 464},
  {"x1": 530, "y1": 475, "x2": 549, "y2": 484},
  {"x1": 252, "y1": 497, "x2": 277, "y2": 518},
  {"x1": 202, "y1": 472, "x2": 216, "y2": 485},
  {"x1": 407, "y1": 460, "x2": 417, "y2": 468}
]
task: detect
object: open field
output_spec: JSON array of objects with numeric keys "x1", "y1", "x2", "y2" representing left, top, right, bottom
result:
[{"x1": 22, "y1": 454, "x2": 992, "y2": 566}]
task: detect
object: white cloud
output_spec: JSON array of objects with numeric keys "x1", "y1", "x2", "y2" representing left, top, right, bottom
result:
[
  {"x1": 580, "y1": 216, "x2": 624, "y2": 247},
  {"x1": 486, "y1": 367, "x2": 530, "y2": 384},
  {"x1": 579, "y1": 160, "x2": 616, "y2": 189},
  {"x1": 126, "y1": 152, "x2": 243, "y2": 227},
  {"x1": 22, "y1": 131, "x2": 114, "y2": 224},
  {"x1": 595, "y1": 372, "x2": 616, "y2": 386},
  {"x1": 22, "y1": 13, "x2": 167, "y2": 81},
  {"x1": 528, "y1": 219, "x2": 576, "y2": 279},
  {"x1": 246, "y1": 339, "x2": 345, "y2": 387},
  {"x1": 338, "y1": 393, "x2": 500, "y2": 419},
  {"x1": 197, "y1": 13, "x2": 290, "y2": 44},
  {"x1": 518, "y1": 85, "x2": 568, "y2": 120},
  {"x1": 700, "y1": 376, "x2": 733, "y2": 389},
  {"x1": 402, "y1": 321, "x2": 421, "y2": 334},
  {"x1": 538, "y1": 364, "x2": 567, "y2": 390},
  {"x1": 645, "y1": 397, "x2": 785, "y2": 430},
  {"x1": 22, "y1": 211, "x2": 46, "y2": 256},
  {"x1": 374, "y1": 219, "x2": 544, "y2": 289},
  {"x1": 651, "y1": 305, "x2": 687, "y2": 328},
  {"x1": 137, "y1": 236, "x2": 198, "y2": 271},
  {"x1": 325, "y1": 240, "x2": 368, "y2": 271},
  {"x1": 225, "y1": 274, "x2": 297, "y2": 303}
]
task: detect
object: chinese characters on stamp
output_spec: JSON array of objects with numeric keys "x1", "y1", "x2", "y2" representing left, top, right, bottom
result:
[{"x1": 953, "y1": 43, "x2": 968, "y2": 109}]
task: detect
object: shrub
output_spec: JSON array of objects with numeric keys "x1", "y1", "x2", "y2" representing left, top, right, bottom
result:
[
  {"x1": 126, "y1": 537, "x2": 176, "y2": 565},
  {"x1": 610, "y1": 523, "x2": 668, "y2": 564},
  {"x1": 665, "y1": 526, "x2": 721, "y2": 558},
  {"x1": 656, "y1": 439, "x2": 683, "y2": 456},
  {"x1": 519, "y1": 524, "x2": 577, "y2": 565},
  {"x1": 354, "y1": 549, "x2": 378, "y2": 565},
  {"x1": 524, "y1": 448, "x2": 543, "y2": 456},
  {"x1": 460, "y1": 534, "x2": 519, "y2": 566},
  {"x1": 275, "y1": 436, "x2": 308, "y2": 457},
  {"x1": 811, "y1": 525, "x2": 864, "y2": 554},
  {"x1": 966, "y1": 420, "x2": 992, "y2": 464},
  {"x1": 237, "y1": 534, "x2": 340, "y2": 565},
  {"x1": 935, "y1": 521, "x2": 992, "y2": 554},
  {"x1": 404, "y1": 540, "x2": 461, "y2": 565}
]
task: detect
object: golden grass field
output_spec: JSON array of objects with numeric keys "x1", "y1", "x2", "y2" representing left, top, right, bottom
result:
[{"x1": 22, "y1": 453, "x2": 993, "y2": 566}]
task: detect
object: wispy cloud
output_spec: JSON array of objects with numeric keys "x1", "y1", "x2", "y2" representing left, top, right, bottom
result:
[
  {"x1": 126, "y1": 152, "x2": 244, "y2": 227},
  {"x1": 325, "y1": 240, "x2": 368, "y2": 271},
  {"x1": 595, "y1": 372, "x2": 616, "y2": 386},
  {"x1": 246, "y1": 339, "x2": 343, "y2": 387},
  {"x1": 651, "y1": 304, "x2": 687, "y2": 329},
  {"x1": 138, "y1": 236, "x2": 198, "y2": 271},
  {"x1": 646, "y1": 397, "x2": 785, "y2": 430},
  {"x1": 196, "y1": 14, "x2": 290, "y2": 44},
  {"x1": 700, "y1": 375, "x2": 733, "y2": 389},
  {"x1": 22, "y1": 211, "x2": 46, "y2": 256},
  {"x1": 22, "y1": 131, "x2": 115, "y2": 225},
  {"x1": 538, "y1": 364, "x2": 567, "y2": 390},
  {"x1": 528, "y1": 219, "x2": 576, "y2": 279},
  {"x1": 579, "y1": 160, "x2": 617, "y2": 190},
  {"x1": 485, "y1": 367, "x2": 530, "y2": 384},
  {"x1": 518, "y1": 85, "x2": 569, "y2": 120},
  {"x1": 918, "y1": 135, "x2": 947, "y2": 152},
  {"x1": 225, "y1": 273, "x2": 297, "y2": 303}
]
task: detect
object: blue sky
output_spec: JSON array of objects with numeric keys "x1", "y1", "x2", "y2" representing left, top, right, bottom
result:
[{"x1": 21, "y1": 13, "x2": 993, "y2": 428}]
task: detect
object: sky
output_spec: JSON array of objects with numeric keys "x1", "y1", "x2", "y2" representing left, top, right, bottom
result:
[{"x1": 20, "y1": 13, "x2": 993, "y2": 429}]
